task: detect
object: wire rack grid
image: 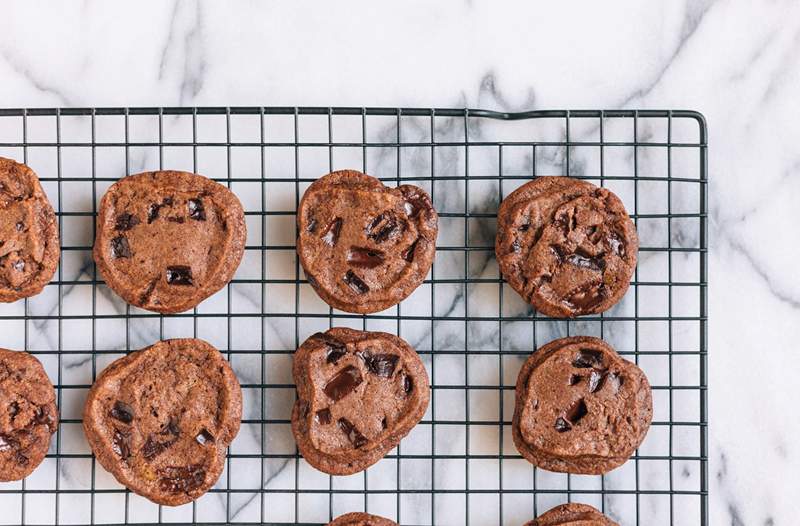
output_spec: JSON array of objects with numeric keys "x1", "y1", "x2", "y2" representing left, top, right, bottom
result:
[{"x1": 0, "y1": 107, "x2": 707, "y2": 526}]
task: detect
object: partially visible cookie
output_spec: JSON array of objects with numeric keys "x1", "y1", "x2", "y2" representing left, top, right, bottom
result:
[
  {"x1": 94, "y1": 171, "x2": 246, "y2": 313},
  {"x1": 292, "y1": 328, "x2": 429, "y2": 475},
  {"x1": 525, "y1": 503, "x2": 618, "y2": 526},
  {"x1": 513, "y1": 336, "x2": 652, "y2": 475},
  {"x1": 0, "y1": 157, "x2": 60, "y2": 302},
  {"x1": 328, "y1": 512, "x2": 398, "y2": 526},
  {"x1": 297, "y1": 170, "x2": 438, "y2": 314},
  {"x1": 0, "y1": 348, "x2": 58, "y2": 481},
  {"x1": 495, "y1": 176, "x2": 637, "y2": 317},
  {"x1": 83, "y1": 339, "x2": 242, "y2": 506}
]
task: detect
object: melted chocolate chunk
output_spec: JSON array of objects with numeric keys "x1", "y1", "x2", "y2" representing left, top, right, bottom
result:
[
  {"x1": 565, "y1": 399, "x2": 588, "y2": 425},
  {"x1": 347, "y1": 247, "x2": 385, "y2": 268},
  {"x1": 403, "y1": 374, "x2": 413, "y2": 396},
  {"x1": 321, "y1": 217, "x2": 343, "y2": 247},
  {"x1": 566, "y1": 283, "x2": 606, "y2": 312},
  {"x1": 306, "y1": 214, "x2": 318, "y2": 233},
  {"x1": 166, "y1": 266, "x2": 193, "y2": 286},
  {"x1": 367, "y1": 212, "x2": 401, "y2": 243},
  {"x1": 381, "y1": 416, "x2": 388, "y2": 430},
  {"x1": 0, "y1": 434, "x2": 12, "y2": 452},
  {"x1": 567, "y1": 253, "x2": 605, "y2": 272},
  {"x1": 402, "y1": 239, "x2": 420, "y2": 263},
  {"x1": 9, "y1": 401, "x2": 19, "y2": 418},
  {"x1": 112, "y1": 429, "x2": 130, "y2": 460},
  {"x1": 588, "y1": 370, "x2": 606, "y2": 393},
  {"x1": 142, "y1": 435, "x2": 176, "y2": 460},
  {"x1": 111, "y1": 236, "x2": 131, "y2": 259},
  {"x1": 338, "y1": 418, "x2": 368, "y2": 448},
  {"x1": 187, "y1": 198, "x2": 206, "y2": 221},
  {"x1": 360, "y1": 352, "x2": 399, "y2": 378},
  {"x1": 607, "y1": 232, "x2": 625, "y2": 257},
  {"x1": 324, "y1": 365, "x2": 363, "y2": 401},
  {"x1": 401, "y1": 187, "x2": 430, "y2": 218},
  {"x1": 568, "y1": 374, "x2": 582, "y2": 386},
  {"x1": 195, "y1": 429, "x2": 215, "y2": 445},
  {"x1": 554, "y1": 416, "x2": 571, "y2": 432},
  {"x1": 147, "y1": 203, "x2": 161, "y2": 223},
  {"x1": 315, "y1": 408, "x2": 332, "y2": 425},
  {"x1": 110, "y1": 400, "x2": 134, "y2": 424},
  {"x1": 115, "y1": 213, "x2": 140, "y2": 231},
  {"x1": 572, "y1": 349, "x2": 604, "y2": 369},
  {"x1": 15, "y1": 222, "x2": 24, "y2": 231},
  {"x1": 343, "y1": 270, "x2": 369, "y2": 294},
  {"x1": 35, "y1": 407, "x2": 54, "y2": 427},
  {"x1": 158, "y1": 464, "x2": 206, "y2": 493}
]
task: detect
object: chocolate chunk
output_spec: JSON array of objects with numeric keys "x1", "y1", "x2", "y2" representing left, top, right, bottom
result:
[
  {"x1": 321, "y1": 218, "x2": 343, "y2": 247},
  {"x1": 400, "y1": 187, "x2": 431, "y2": 218},
  {"x1": 554, "y1": 417, "x2": 571, "y2": 432},
  {"x1": 187, "y1": 198, "x2": 206, "y2": 221},
  {"x1": 565, "y1": 399, "x2": 588, "y2": 425},
  {"x1": 343, "y1": 270, "x2": 369, "y2": 294},
  {"x1": 9, "y1": 402, "x2": 19, "y2": 418},
  {"x1": 110, "y1": 400, "x2": 134, "y2": 424},
  {"x1": 338, "y1": 418, "x2": 368, "y2": 448},
  {"x1": 567, "y1": 253, "x2": 605, "y2": 272},
  {"x1": 315, "y1": 408, "x2": 332, "y2": 425},
  {"x1": 112, "y1": 429, "x2": 130, "y2": 460},
  {"x1": 550, "y1": 245, "x2": 566, "y2": 263},
  {"x1": 568, "y1": 374, "x2": 582, "y2": 386},
  {"x1": 15, "y1": 222, "x2": 24, "y2": 231},
  {"x1": 326, "y1": 348, "x2": 346, "y2": 365},
  {"x1": 166, "y1": 266, "x2": 193, "y2": 286},
  {"x1": 195, "y1": 429, "x2": 215, "y2": 445},
  {"x1": 115, "y1": 213, "x2": 140, "y2": 231},
  {"x1": 566, "y1": 283, "x2": 606, "y2": 312},
  {"x1": 147, "y1": 203, "x2": 160, "y2": 223},
  {"x1": 161, "y1": 417, "x2": 181, "y2": 437},
  {"x1": 402, "y1": 239, "x2": 420, "y2": 263},
  {"x1": 588, "y1": 370, "x2": 606, "y2": 393},
  {"x1": 324, "y1": 365, "x2": 363, "y2": 401},
  {"x1": 158, "y1": 464, "x2": 206, "y2": 493},
  {"x1": 0, "y1": 434, "x2": 12, "y2": 452},
  {"x1": 12, "y1": 260, "x2": 24, "y2": 272},
  {"x1": 111, "y1": 236, "x2": 131, "y2": 259},
  {"x1": 310, "y1": 332, "x2": 347, "y2": 363},
  {"x1": 572, "y1": 349, "x2": 604, "y2": 369},
  {"x1": 141, "y1": 435, "x2": 176, "y2": 460},
  {"x1": 381, "y1": 417, "x2": 388, "y2": 430},
  {"x1": 347, "y1": 247, "x2": 385, "y2": 268},
  {"x1": 607, "y1": 232, "x2": 625, "y2": 257},
  {"x1": 608, "y1": 372, "x2": 623, "y2": 393},
  {"x1": 362, "y1": 352, "x2": 399, "y2": 378},
  {"x1": 367, "y1": 212, "x2": 401, "y2": 243},
  {"x1": 403, "y1": 374, "x2": 413, "y2": 396},
  {"x1": 306, "y1": 214, "x2": 318, "y2": 233}
]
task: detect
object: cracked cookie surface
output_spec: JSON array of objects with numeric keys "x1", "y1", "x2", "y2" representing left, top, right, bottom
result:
[
  {"x1": 0, "y1": 157, "x2": 60, "y2": 302},
  {"x1": 513, "y1": 336, "x2": 652, "y2": 475},
  {"x1": 0, "y1": 348, "x2": 58, "y2": 481},
  {"x1": 495, "y1": 177, "x2": 637, "y2": 317},
  {"x1": 327, "y1": 512, "x2": 398, "y2": 526},
  {"x1": 297, "y1": 170, "x2": 438, "y2": 314},
  {"x1": 94, "y1": 171, "x2": 246, "y2": 313},
  {"x1": 83, "y1": 339, "x2": 241, "y2": 506},
  {"x1": 524, "y1": 503, "x2": 618, "y2": 526},
  {"x1": 292, "y1": 328, "x2": 429, "y2": 475}
]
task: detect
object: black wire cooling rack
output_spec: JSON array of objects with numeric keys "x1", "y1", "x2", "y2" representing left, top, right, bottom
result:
[{"x1": 0, "y1": 107, "x2": 707, "y2": 526}]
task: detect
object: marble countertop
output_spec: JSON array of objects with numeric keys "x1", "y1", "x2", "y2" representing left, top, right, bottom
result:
[{"x1": 0, "y1": 1, "x2": 797, "y2": 524}]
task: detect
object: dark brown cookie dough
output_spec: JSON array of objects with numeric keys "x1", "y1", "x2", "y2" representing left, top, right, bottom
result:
[
  {"x1": 0, "y1": 348, "x2": 58, "y2": 481},
  {"x1": 297, "y1": 170, "x2": 438, "y2": 314},
  {"x1": 0, "y1": 157, "x2": 60, "y2": 302},
  {"x1": 292, "y1": 328, "x2": 430, "y2": 475},
  {"x1": 328, "y1": 512, "x2": 398, "y2": 526},
  {"x1": 94, "y1": 171, "x2": 246, "y2": 313},
  {"x1": 513, "y1": 336, "x2": 652, "y2": 475},
  {"x1": 496, "y1": 177, "x2": 637, "y2": 317},
  {"x1": 525, "y1": 503, "x2": 618, "y2": 526},
  {"x1": 83, "y1": 339, "x2": 242, "y2": 506}
]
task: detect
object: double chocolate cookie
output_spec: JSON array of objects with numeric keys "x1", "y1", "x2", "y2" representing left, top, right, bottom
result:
[
  {"x1": 513, "y1": 336, "x2": 652, "y2": 474},
  {"x1": 83, "y1": 339, "x2": 242, "y2": 506},
  {"x1": 297, "y1": 170, "x2": 438, "y2": 314},
  {"x1": 328, "y1": 512, "x2": 397, "y2": 526},
  {"x1": 94, "y1": 171, "x2": 246, "y2": 313},
  {"x1": 292, "y1": 328, "x2": 429, "y2": 475},
  {"x1": 525, "y1": 503, "x2": 618, "y2": 526},
  {"x1": 0, "y1": 157, "x2": 60, "y2": 302},
  {"x1": 495, "y1": 177, "x2": 637, "y2": 317},
  {"x1": 0, "y1": 349, "x2": 58, "y2": 481}
]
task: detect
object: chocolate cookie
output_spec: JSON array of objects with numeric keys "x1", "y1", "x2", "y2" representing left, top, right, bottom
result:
[
  {"x1": 328, "y1": 512, "x2": 398, "y2": 526},
  {"x1": 83, "y1": 339, "x2": 242, "y2": 506},
  {"x1": 292, "y1": 328, "x2": 429, "y2": 475},
  {"x1": 0, "y1": 348, "x2": 58, "y2": 481},
  {"x1": 297, "y1": 170, "x2": 438, "y2": 314},
  {"x1": 94, "y1": 171, "x2": 246, "y2": 313},
  {"x1": 0, "y1": 157, "x2": 60, "y2": 302},
  {"x1": 525, "y1": 503, "x2": 618, "y2": 526},
  {"x1": 512, "y1": 336, "x2": 652, "y2": 474},
  {"x1": 495, "y1": 177, "x2": 637, "y2": 317}
]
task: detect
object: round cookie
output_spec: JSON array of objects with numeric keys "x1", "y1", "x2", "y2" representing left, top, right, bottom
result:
[
  {"x1": 83, "y1": 339, "x2": 242, "y2": 506},
  {"x1": 297, "y1": 170, "x2": 438, "y2": 314},
  {"x1": 0, "y1": 157, "x2": 60, "y2": 302},
  {"x1": 292, "y1": 328, "x2": 430, "y2": 475},
  {"x1": 0, "y1": 348, "x2": 58, "y2": 481},
  {"x1": 495, "y1": 176, "x2": 637, "y2": 318},
  {"x1": 525, "y1": 503, "x2": 618, "y2": 526},
  {"x1": 512, "y1": 336, "x2": 652, "y2": 475},
  {"x1": 94, "y1": 171, "x2": 246, "y2": 313},
  {"x1": 328, "y1": 512, "x2": 398, "y2": 526}
]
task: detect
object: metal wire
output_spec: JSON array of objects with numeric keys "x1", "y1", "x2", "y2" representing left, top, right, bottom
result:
[{"x1": 0, "y1": 107, "x2": 708, "y2": 526}]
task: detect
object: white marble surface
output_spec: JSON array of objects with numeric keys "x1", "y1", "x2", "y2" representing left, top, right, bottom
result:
[{"x1": 0, "y1": 0, "x2": 797, "y2": 524}]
